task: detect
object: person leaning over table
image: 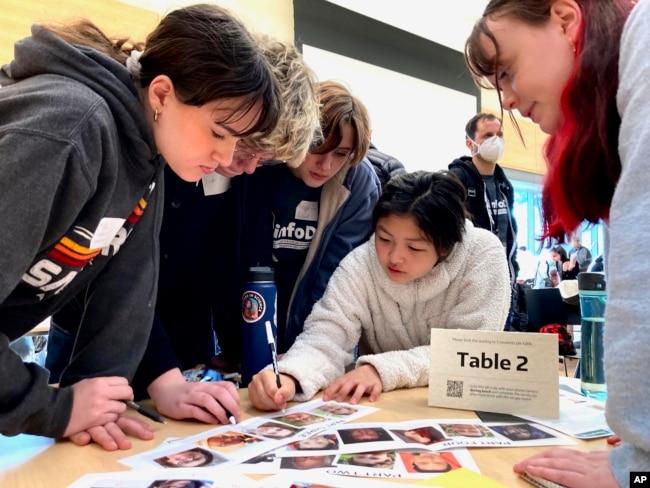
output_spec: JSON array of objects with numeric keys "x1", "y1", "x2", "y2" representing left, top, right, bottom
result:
[
  {"x1": 248, "y1": 170, "x2": 510, "y2": 410},
  {"x1": 464, "y1": 0, "x2": 650, "y2": 485},
  {"x1": 0, "y1": 3, "x2": 279, "y2": 451},
  {"x1": 224, "y1": 80, "x2": 381, "y2": 362},
  {"x1": 46, "y1": 34, "x2": 321, "y2": 426}
]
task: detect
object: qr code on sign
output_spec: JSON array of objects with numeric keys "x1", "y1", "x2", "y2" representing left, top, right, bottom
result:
[{"x1": 446, "y1": 380, "x2": 463, "y2": 398}]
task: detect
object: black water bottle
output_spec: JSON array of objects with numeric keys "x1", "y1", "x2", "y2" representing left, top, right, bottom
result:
[{"x1": 240, "y1": 266, "x2": 277, "y2": 386}]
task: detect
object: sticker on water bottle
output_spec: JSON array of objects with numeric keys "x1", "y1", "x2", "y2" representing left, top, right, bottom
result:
[{"x1": 242, "y1": 291, "x2": 265, "y2": 322}]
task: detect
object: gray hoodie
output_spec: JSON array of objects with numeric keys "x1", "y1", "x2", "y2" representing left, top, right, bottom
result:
[
  {"x1": 607, "y1": 0, "x2": 650, "y2": 484},
  {"x1": 0, "y1": 25, "x2": 163, "y2": 438}
]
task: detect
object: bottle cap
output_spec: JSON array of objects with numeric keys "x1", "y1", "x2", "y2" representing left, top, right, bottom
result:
[
  {"x1": 248, "y1": 266, "x2": 275, "y2": 282},
  {"x1": 578, "y1": 272, "x2": 606, "y2": 292}
]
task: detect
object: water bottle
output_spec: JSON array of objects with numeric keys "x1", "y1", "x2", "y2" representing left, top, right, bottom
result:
[
  {"x1": 578, "y1": 272, "x2": 607, "y2": 400},
  {"x1": 240, "y1": 266, "x2": 277, "y2": 386}
]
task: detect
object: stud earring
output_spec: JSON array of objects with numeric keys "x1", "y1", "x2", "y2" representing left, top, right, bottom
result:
[
  {"x1": 568, "y1": 37, "x2": 576, "y2": 54},
  {"x1": 154, "y1": 108, "x2": 159, "y2": 122}
]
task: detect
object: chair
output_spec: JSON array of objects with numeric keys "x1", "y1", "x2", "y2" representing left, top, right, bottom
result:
[
  {"x1": 524, "y1": 287, "x2": 579, "y2": 376},
  {"x1": 523, "y1": 287, "x2": 568, "y2": 332}
]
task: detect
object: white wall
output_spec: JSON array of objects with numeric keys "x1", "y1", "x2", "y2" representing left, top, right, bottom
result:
[
  {"x1": 119, "y1": 0, "x2": 294, "y2": 39},
  {"x1": 121, "y1": 0, "x2": 483, "y2": 171},
  {"x1": 326, "y1": 0, "x2": 487, "y2": 52},
  {"x1": 302, "y1": 45, "x2": 476, "y2": 172}
]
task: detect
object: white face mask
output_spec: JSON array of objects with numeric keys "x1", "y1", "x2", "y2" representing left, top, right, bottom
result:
[{"x1": 471, "y1": 135, "x2": 504, "y2": 163}]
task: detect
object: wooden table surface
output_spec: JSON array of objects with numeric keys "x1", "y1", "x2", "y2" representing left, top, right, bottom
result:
[{"x1": 0, "y1": 384, "x2": 608, "y2": 487}]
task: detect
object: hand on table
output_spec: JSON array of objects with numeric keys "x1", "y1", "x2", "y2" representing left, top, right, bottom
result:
[
  {"x1": 513, "y1": 447, "x2": 619, "y2": 488},
  {"x1": 67, "y1": 415, "x2": 154, "y2": 450},
  {"x1": 148, "y1": 368, "x2": 240, "y2": 425},
  {"x1": 63, "y1": 376, "x2": 154, "y2": 450},
  {"x1": 323, "y1": 364, "x2": 382, "y2": 404},
  {"x1": 248, "y1": 370, "x2": 296, "y2": 411},
  {"x1": 63, "y1": 376, "x2": 132, "y2": 437}
]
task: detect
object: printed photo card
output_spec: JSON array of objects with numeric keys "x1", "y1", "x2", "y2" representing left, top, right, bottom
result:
[
  {"x1": 273, "y1": 418, "x2": 575, "y2": 459},
  {"x1": 232, "y1": 445, "x2": 478, "y2": 481},
  {"x1": 72, "y1": 400, "x2": 579, "y2": 487},
  {"x1": 119, "y1": 400, "x2": 377, "y2": 471},
  {"x1": 331, "y1": 448, "x2": 478, "y2": 480}
]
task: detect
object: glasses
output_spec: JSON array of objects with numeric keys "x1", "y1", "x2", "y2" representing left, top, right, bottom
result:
[{"x1": 233, "y1": 149, "x2": 286, "y2": 167}]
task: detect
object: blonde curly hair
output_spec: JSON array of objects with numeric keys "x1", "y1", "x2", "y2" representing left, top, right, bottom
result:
[{"x1": 244, "y1": 34, "x2": 322, "y2": 167}]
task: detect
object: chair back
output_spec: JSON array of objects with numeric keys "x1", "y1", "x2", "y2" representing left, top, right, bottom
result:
[{"x1": 523, "y1": 287, "x2": 568, "y2": 332}]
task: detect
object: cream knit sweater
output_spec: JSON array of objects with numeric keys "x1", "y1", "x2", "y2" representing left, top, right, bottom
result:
[{"x1": 277, "y1": 220, "x2": 511, "y2": 401}]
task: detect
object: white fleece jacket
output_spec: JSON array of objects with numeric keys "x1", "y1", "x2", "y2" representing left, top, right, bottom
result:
[{"x1": 277, "y1": 220, "x2": 511, "y2": 401}]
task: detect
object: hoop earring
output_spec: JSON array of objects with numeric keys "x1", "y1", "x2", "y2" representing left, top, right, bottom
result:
[{"x1": 154, "y1": 108, "x2": 159, "y2": 122}]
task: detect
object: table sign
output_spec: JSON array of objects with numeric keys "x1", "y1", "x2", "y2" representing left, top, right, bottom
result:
[{"x1": 428, "y1": 329, "x2": 559, "y2": 418}]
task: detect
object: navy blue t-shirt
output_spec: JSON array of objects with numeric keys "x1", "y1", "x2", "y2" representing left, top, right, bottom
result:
[{"x1": 271, "y1": 167, "x2": 321, "y2": 349}]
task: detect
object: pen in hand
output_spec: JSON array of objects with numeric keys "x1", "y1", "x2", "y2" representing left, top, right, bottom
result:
[
  {"x1": 265, "y1": 320, "x2": 282, "y2": 389},
  {"x1": 224, "y1": 408, "x2": 237, "y2": 425},
  {"x1": 123, "y1": 400, "x2": 166, "y2": 424}
]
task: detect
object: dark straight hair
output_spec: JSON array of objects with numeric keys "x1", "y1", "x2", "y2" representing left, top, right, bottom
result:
[
  {"x1": 372, "y1": 170, "x2": 469, "y2": 259},
  {"x1": 44, "y1": 3, "x2": 280, "y2": 138}
]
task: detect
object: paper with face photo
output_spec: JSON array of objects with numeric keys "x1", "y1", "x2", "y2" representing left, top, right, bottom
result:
[
  {"x1": 122, "y1": 399, "x2": 373, "y2": 471},
  {"x1": 309, "y1": 401, "x2": 373, "y2": 420},
  {"x1": 244, "y1": 420, "x2": 303, "y2": 440},
  {"x1": 330, "y1": 447, "x2": 479, "y2": 481},
  {"x1": 196, "y1": 430, "x2": 265, "y2": 454},
  {"x1": 433, "y1": 420, "x2": 575, "y2": 449},
  {"x1": 429, "y1": 420, "x2": 512, "y2": 448},
  {"x1": 236, "y1": 399, "x2": 375, "y2": 443},
  {"x1": 228, "y1": 448, "x2": 281, "y2": 475},
  {"x1": 120, "y1": 443, "x2": 231, "y2": 470},
  {"x1": 67, "y1": 468, "x2": 253, "y2": 488},
  {"x1": 274, "y1": 432, "x2": 341, "y2": 457},
  {"x1": 230, "y1": 451, "x2": 338, "y2": 476},
  {"x1": 275, "y1": 422, "x2": 446, "y2": 458},
  {"x1": 268, "y1": 411, "x2": 329, "y2": 428},
  {"x1": 264, "y1": 400, "x2": 377, "y2": 428},
  {"x1": 486, "y1": 422, "x2": 574, "y2": 446},
  {"x1": 120, "y1": 425, "x2": 270, "y2": 470},
  {"x1": 278, "y1": 454, "x2": 337, "y2": 471},
  {"x1": 389, "y1": 424, "x2": 447, "y2": 447},
  {"x1": 331, "y1": 420, "x2": 502, "y2": 454},
  {"x1": 336, "y1": 449, "x2": 398, "y2": 471},
  {"x1": 396, "y1": 449, "x2": 478, "y2": 479},
  {"x1": 334, "y1": 424, "x2": 396, "y2": 452}
]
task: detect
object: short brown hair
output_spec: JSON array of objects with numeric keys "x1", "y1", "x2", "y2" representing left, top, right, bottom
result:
[{"x1": 310, "y1": 80, "x2": 371, "y2": 167}]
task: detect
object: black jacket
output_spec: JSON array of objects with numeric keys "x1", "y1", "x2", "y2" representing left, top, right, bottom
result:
[
  {"x1": 366, "y1": 143, "x2": 407, "y2": 188},
  {"x1": 448, "y1": 156, "x2": 518, "y2": 282}
]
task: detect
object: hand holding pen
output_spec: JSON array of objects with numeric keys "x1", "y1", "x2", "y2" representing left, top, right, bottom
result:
[
  {"x1": 247, "y1": 368, "x2": 298, "y2": 412},
  {"x1": 146, "y1": 368, "x2": 240, "y2": 426},
  {"x1": 123, "y1": 400, "x2": 166, "y2": 424},
  {"x1": 265, "y1": 320, "x2": 282, "y2": 389},
  {"x1": 123, "y1": 400, "x2": 236, "y2": 437}
]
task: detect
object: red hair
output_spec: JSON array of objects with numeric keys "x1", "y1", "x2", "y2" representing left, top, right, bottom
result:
[{"x1": 542, "y1": 0, "x2": 634, "y2": 240}]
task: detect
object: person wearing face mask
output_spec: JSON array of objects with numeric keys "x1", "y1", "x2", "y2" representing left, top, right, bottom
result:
[{"x1": 449, "y1": 113, "x2": 519, "y2": 330}]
